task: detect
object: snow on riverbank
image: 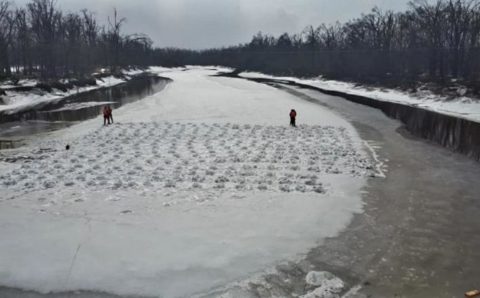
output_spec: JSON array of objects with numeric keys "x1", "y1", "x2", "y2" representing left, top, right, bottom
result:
[
  {"x1": 0, "y1": 67, "x2": 375, "y2": 297},
  {"x1": 239, "y1": 71, "x2": 480, "y2": 123},
  {"x1": 0, "y1": 69, "x2": 145, "y2": 113}
]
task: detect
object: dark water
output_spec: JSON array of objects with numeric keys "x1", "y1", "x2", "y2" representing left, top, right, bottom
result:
[{"x1": 0, "y1": 74, "x2": 171, "y2": 138}]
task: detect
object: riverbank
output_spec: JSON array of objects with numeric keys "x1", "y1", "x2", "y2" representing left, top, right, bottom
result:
[
  {"x1": 0, "y1": 73, "x2": 171, "y2": 140},
  {"x1": 219, "y1": 71, "x2": 480, "y2": 162},
  {"x1": 0, "y1": 68, "x2": 149, "y2": 114},
  {"x1": 235, "y1": 71, "x2": 480, "y2": 123}
]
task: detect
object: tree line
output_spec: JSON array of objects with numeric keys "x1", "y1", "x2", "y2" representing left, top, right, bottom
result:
[
  {"x1": 3, "y1": 0, "x2": 480, "y2": 91},
  {"x1": 0, "y1": 0, "x2": 153, "y2": 80},
  {"x1": 154, "y1": 0, "x2": 480, "y2": 91}
]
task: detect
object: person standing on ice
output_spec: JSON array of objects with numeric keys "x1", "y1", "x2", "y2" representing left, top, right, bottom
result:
[
  {"x1": 107, "y1": 105, "x2": 114, "y2": 124},
  {"x1": 103, "y1": 105, "x2": 111, "y2": 125},
  {"x1": 289, "y1": 109, "x2": 297, "y2": 127}
]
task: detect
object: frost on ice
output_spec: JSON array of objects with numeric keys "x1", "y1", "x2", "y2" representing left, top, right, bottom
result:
[{"x1": 1, "y1": 122, "x2": 375, "y2": 196}]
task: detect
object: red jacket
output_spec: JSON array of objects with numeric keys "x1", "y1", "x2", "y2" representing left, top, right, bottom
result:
[
  {"x1": 103, "y1": 106, "x2": 112, "y2": 117},
  {"x1": 290, "y1": 110, "x2": 297, "y2": 118}
]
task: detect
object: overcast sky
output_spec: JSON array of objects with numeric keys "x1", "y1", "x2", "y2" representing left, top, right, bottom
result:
[{"x1": 13, "y1": 0, "x2": 410, "y2": 49}]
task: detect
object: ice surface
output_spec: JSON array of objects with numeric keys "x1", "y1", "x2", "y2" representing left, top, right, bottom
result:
[
  {"x1": 0, "y1": 122, "x2": 374, "y2": 196},
  {"x1": 0, "y1": 67, "x2": 375, "y2": 297}
]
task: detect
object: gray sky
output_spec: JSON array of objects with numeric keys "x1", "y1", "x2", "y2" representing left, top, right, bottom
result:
[{"x1": 14, "y1": 0, "x2": 410, "y2": 49}]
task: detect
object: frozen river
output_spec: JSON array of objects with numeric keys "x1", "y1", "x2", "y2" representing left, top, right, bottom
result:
[
  {"x1": 0, "y1": 67, "x2": 373, "y2": 298},
  {"x1": 1, "y1": 67, "x2": 479, "y2": 298}
]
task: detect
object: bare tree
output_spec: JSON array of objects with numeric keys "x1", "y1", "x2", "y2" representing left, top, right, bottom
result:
[
  {"x1": 0, "y1": 1, "x2": 154, "y2": 80},
  {"x1": 14, "y1": 8, "x2": 32, "y2": 75},
  {"x1": 410, "y1": 0, "x2": 448, "y2": 79},
  {"x1": 27, "y1": 0, "x2": 62, "y2": 78},
  {"x1": 155, "y1": 0, "x2": 480, "y2": 93},
  {"x1": 0, "y1": 0, "x2": 13, "y2": 76},
  {"x1": 81, "y1": 9, "x2": 99, "y2": 71},
  {"x1": 107, "y1": 8, "x2": 126, "y2": 72}
]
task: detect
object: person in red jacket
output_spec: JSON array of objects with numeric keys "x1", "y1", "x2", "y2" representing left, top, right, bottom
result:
[
  {"x1": 102, "y1": 105, "x2": 114, "y2": 125},
  {"x1": 289, "y1": 109, "x2": 297, "y2": 127},
  {"x1": 103, "y1": 105, "x2": 111, "y2": 125},
  {"x1": 107, "y1": 105, "x2": 114, "y2": 124}
]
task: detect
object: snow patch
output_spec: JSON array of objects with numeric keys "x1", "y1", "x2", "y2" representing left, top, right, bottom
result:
[
  {"x1": 301, "y1": 271, "x2": 345, "y2": 298},
  {"x1": 95, "y1": 75, "x2": 125, "y2": 88},
  {"x1": 0, "y1": 75, "x2": 131, "y2": 113},
  {"x1": 0, "y1": 79, "x2": 37, "y2": 89}
]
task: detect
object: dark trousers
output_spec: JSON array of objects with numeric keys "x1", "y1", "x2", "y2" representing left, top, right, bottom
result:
[{"x1": 290, "y1": 117, "x2": 296, "y2": 127}]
